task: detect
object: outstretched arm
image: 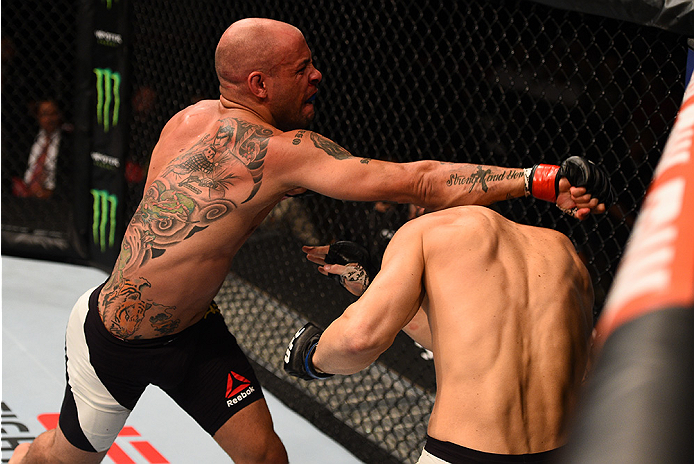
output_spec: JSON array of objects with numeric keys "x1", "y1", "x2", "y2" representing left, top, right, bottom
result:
[{"x1": 273, "y1": 131, "x2": 609, "y2": 220}]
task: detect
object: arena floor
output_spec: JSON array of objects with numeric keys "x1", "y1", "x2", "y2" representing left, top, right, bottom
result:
[{"x1": 1, "y1": 255, "x2": 364, "y2": 463}]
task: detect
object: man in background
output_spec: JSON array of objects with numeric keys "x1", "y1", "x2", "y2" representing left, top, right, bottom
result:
[{"x1": 12, "y1": 99, "x2": 72, "y2": 199}]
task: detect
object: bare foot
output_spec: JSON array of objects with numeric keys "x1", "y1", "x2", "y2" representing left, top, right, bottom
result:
[{"x1": 8, "y1": 442, "x2": 31, "y2": 463}]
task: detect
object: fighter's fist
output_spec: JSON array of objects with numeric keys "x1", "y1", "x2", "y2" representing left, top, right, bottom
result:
[
  {"x1": 525, "y1": 156, "x2": 613, "y2": 219},
  {"x1": 284, "y1": 322, "x2": 334, "y2": 381},
  {"x1": 557, "y1": 156, "x2": 614, "y2": 207}
]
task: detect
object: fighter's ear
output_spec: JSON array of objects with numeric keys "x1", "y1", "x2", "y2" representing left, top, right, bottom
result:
[{"x1": 248, "y1": 71, "x2": 268, "y2": 98}]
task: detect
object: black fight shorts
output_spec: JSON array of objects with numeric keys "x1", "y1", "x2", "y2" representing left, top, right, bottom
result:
[
  {"x1": 59, "y1": 284, "x2": 264, "y2": 452},
  {"x1": 418, "y1": 435, "x2": 563, "y2": 464}
]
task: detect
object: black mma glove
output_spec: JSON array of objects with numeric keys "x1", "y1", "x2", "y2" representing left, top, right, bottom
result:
[
  {"x1": 284, "y1": 322, "x2": 334, "y2": 381},
  {"x1": 324, "y1": 241, "x2": 377, "y2": 294},
  {"x1": 524, "y1": 156, "x2": 614, "y2": 207}
]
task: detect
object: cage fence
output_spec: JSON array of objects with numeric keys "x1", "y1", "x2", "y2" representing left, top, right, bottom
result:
[{"x1": 1, "y1": 0, "x2": 688, "y2": 462}]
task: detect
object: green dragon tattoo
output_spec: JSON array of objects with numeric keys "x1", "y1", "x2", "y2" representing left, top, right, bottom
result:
[{"x1": 101, "y1": 118, "x2": 272, "y2": 338}]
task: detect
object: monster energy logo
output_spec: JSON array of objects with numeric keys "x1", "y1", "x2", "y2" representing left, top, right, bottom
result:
[
  {"x1": 94, "y1": 68, "x2": 121, "y2": 132},
  {"x1": 102, "y1": 0, "x2": 118, "y2": 9},
  {"x1": 91, "y1": 189, "x2": 118, "y2": 252}
]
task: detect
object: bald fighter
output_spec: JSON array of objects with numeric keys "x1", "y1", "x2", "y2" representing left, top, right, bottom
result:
[
  {"x1": 11, "y1": 17, "x2": 605, "y2": 464},
  {"x1": 286, "y1": 206, "x2": 594, "y2": 463}
]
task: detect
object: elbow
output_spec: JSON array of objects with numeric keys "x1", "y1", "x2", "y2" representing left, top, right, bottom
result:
[
  {"x1": 344, "y1": 331, "x2": 391, "y2": 362},
  {"x1": 403, "y1": 160, "x2": 442, "y2": 209}
]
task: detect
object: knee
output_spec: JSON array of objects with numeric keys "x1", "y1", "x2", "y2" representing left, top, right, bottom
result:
[
  {"x1": 8, "y1": 429, "x2": 55, "y2": 464},
  {"x1": 257, "y1": 436, "x2": 288, "y2": 464},
  {"x1": 244, "y1": 432, "x2": 288, "y2": 464}
]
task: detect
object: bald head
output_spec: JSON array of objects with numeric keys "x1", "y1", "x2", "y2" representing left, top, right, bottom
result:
[{"x1": 215, "y1": 18, "x2": 305, "y2": 88}]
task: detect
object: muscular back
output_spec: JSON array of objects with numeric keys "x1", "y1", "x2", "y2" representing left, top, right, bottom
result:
[
  {"x1": 98, "y1": 100, "x2": 289, "y2": 340},
  {"x1": 412, "y1": 206, "x2": 593, "y2": 453}
]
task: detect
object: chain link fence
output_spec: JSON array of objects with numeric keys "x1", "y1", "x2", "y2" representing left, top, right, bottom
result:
[
  {"x1": 1, "y1": 0, "x2": 688, "y2": 462},
  {"x1": 1, "y1": 0, "x2": 81, "y2": 260}
]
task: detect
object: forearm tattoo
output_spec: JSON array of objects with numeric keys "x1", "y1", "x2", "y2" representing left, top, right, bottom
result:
[
  {"x1": 446, "y1": 166, "x2": 523, "y2": 193},
  {"x1": 309, "y1": 131, "x2": 353, "y2": 160},
  {"x1": 101, "y1": 118, "x2": 272, "y2": 338}
]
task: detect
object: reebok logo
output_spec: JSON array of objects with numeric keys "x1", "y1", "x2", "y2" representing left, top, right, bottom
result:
[
  {"x1": 226, "y1": 371, "x2": 253, "y2": 407},
  {"x1": 226, "y1": 372, "x2": 251, "y2": 398}
]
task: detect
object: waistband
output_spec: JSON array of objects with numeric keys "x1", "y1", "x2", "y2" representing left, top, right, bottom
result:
[{"x1": 424, "y1": 435, "x2": 562, "y2": 464}]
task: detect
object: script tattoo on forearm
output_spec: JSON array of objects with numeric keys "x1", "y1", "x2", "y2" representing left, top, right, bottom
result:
[
  {"x1": 100, "y1": 118, "x2": 273, "y2": 337},
  {"x1": 309, "y1": 132, "x2": 353, "y2": 159},
  {"x1": 446, "y1": 167, "x2": 523, "y2": 193}
]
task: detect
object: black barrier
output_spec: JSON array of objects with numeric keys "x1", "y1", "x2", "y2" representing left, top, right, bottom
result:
[
  {"x1": 561, "y1": 307, "x2": 694, "y2": 464},
  {"x1": 0, "y1": 1, "x2": 691, "y2": 462},
  {"x1": 81, "y1": 0, "x2": 130, "y2": 270}
]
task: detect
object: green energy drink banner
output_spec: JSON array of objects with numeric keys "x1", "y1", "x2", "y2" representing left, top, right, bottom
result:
[{"x1": 84, "y1": 0, "x2": 129, "y2": 268}]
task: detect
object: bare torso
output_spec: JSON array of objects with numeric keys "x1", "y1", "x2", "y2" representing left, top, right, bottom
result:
[
  {"x1": 98, "y1": 99, "x2": 289, "y2": 340},
  {"x1": 95, "y1": 98, "x2": 566, "y2": 344},
  {"x1": 419, "y1": 206, "x2": 593, "y2": 454}
]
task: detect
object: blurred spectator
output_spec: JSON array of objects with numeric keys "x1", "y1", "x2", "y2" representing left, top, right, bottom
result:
[
  {"x1": 124, "y1": 85, "x2": 157, "y2": 201},
  {"x1": 2, "y1": 36, "x2": 32, "y2": 192},
  {"x1": 12, "y1": 99, "x2": 73, "y2": 199},
  {"x1": 132, "y1": 85, "x2": 157, "y2": 117},
  {"x1": 189, "y1": 89, "x2": 206, "y2": 105},
  {"x1": 261, "y1": 195, "x2": 323, "y2": 246},
  {"x1": 367, "y1": 201, "x2": 424, "y2": 266},
  {"x1": 2, "y1": 36, "x2": 18, "y2": 93}
]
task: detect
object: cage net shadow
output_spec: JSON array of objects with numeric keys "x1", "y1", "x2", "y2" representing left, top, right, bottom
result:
[{"x1": 1, "y1": 0, "x2": 688, "y2": 462}]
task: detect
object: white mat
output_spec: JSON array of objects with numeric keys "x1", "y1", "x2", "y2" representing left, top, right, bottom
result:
[{"x1": 1, "y1": 256, "x2": 364, "y2": 464}]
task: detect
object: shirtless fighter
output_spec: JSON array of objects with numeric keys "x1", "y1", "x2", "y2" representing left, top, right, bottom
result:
[
  {"x1": 286, "y1": 206, "x2": 595, "y2": 463},
  {"x1": 11, "y1": 17, "x2": 605, "y2": 464}
]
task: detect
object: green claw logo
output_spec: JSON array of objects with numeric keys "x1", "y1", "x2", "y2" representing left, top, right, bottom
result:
[
  {"x1": 93, "y1": 68, "x2": 121, "y2": 132},
  {"x1": 91, "y1": 189, "x2": 118, "y2": 251}
]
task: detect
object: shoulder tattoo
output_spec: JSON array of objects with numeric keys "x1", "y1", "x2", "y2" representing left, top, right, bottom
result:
[
  {"x1": 309, "y1": 132, "x2": 353, "y2": 160},
  {"x1": 120, "y1": 118, "x2": 272, "y2": 271},
  {"x1": 163, "y1": 118, "x2": 272, "y2": 204},
  {"x1": 292, "y1": 130, "x2": 306, "y2": 145}
]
